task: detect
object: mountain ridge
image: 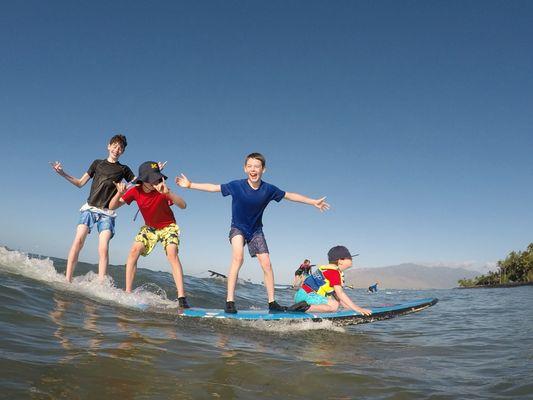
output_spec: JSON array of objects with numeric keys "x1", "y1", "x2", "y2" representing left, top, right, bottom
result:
[{"x1": 345, "y1": 263, "x2": 483, "y2": 289}]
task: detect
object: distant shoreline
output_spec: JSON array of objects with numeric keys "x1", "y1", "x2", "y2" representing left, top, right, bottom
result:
[{"x1": 457, "y1": 282, "x2": 533, "y2": 289}]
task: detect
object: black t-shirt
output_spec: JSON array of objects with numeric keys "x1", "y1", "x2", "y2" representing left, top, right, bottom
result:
[{"x1": 86, "y1": 159, "x2": 135, "y2": 208}]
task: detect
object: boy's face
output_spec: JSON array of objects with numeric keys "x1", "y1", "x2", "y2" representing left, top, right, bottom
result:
[
  {"x1": 141, "y1": 181, "x2": 156, "y2": 192},
  {"x1": 337, "y1": 258, "x2": 353, "y2": 271},
  {"x1": 107, "y1": 142, "x2": 125, "y2": 161},
  {"x1": 141, "y1": 178, "x2": 163, "y2": 192},
  {"x1": 244, "y1": 157, "x2": 265, "y2": 184}
]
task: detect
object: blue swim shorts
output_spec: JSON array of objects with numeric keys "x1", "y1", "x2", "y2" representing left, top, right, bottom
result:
[
  {"x1": 229, "y1": 227, "x2": 269, "y2": 257},
  {"x1": 78, "y1": 210, "x2": 116, "y2": 237},
  {"x1": 294, "y1": 288, "x2": 329, "y2": 305}
]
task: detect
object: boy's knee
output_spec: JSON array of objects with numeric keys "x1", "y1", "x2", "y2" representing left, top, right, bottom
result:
[
  {"x1": 98, "y1": 243, "x2": 109, "y2": 254},
  {"x1": 165, "y1": 245, "x2": 178, "y2": 258},
  {"x1": 260, "y1": 263, "x2": 273, "y2": 273},
  {"x1": 129, "y1": 243, "x2": 144, "y2": 257},
  {"x1": 256, "y1": 255, "x2": 272, "y2": 271},
  {"x1": 71, "y1": 239, "x2": 85, "y2": 254},
  {"x1": 73, "y1": 238, "x2": 85, "y2": 249},
  {"x1": 231, "y1": 255, "x2": 244, "y2": 266}
]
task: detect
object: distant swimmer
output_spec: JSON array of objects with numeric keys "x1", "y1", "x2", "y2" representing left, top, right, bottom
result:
[
  {"x1": 208, "y1": 270, "x2": 227, "y2": 279},
  {"x1": 368, "y1": 282, "x2": 378, "y2": 293},
  {"x1": 292, "y1": 259, "x2": 315, "y2": 288}
]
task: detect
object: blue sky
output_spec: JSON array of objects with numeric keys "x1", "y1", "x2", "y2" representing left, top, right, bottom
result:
[{"x1": 1, "y1": 1, "x2": 532, "y2": 283}]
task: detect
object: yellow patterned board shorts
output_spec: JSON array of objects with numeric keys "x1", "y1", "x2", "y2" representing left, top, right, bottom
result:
[{"x1": 135, "y1": 223, "x2": 180, "y2": 256}]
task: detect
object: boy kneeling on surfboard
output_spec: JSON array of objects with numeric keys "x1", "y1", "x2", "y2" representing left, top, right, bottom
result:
[
  {"x1": 109, "y1": 161, "x2": 190, "y2": 308},
  {"x1": 289, "y1": 246, "x2": 372, "y2": 315}
]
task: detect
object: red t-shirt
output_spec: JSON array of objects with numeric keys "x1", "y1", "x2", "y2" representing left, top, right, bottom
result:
[{"x1": 122, "y1": 186, "x2": 175, "y2": 229}]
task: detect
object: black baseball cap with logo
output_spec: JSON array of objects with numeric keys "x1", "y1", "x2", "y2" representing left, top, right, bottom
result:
[
  {"x1": 327, "y1": 245, "x2": 359, "y2": 263},
  {"x1": 135, "y1": 161, "x2": 167, "y2": 184}
]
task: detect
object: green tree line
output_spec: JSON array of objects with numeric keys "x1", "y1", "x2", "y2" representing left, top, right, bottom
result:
[{"x1": 458, "y1": 243, "x2": 533, "y2": 287}]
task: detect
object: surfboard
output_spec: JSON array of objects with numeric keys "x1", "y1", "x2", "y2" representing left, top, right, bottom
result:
[
  {"x1": 274, "y1": 284, "x2": 293, "y2": 290},
  {"x1": 171, "y1": 297, "x2": 438, "y2": 326}
]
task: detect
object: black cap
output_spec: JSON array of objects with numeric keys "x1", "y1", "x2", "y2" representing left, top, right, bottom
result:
[
  {"x1": 327, "y1": 245, "x2": 359, "y2": 263},
  {"x1": 135, "y1": 161, "x2": 167, "y2": 184}
]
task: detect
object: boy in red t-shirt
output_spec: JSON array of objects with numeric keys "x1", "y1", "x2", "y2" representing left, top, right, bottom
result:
[
  {"x1": 109, "y1": 161, "x2": 190, "y2": 308},
  {"x1": 290, "y1": 246, "x2": 372, "y2": 315}
]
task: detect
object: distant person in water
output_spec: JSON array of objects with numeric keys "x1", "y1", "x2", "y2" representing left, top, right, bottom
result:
[
  {"x1": 176, "y1": 152, "x2": 329, "y2": 314},
  {"x1": 109, "y1": 161, "x2": 190, "y2": 308},
  {"x1": 289, "y1": 246, "x2": 372, "y2": 315},
  {"x1": 293, "y1": 259, "x2": 314, "y2": 288},
  {"x1": 368, "y1": 282, "x2": 378, "y2": 293},
  {"x1": 50, "y1": 134, "x2": 135, "y2": 283}
]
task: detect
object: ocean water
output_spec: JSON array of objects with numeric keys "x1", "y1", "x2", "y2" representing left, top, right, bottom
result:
[{"x1": 0, "y1": 247, "x2": 532, "y2": 399}]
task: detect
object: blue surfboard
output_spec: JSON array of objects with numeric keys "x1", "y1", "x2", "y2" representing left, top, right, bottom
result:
[{"x1": 170, "y1": 297, "x2": 438, "y2": 326}]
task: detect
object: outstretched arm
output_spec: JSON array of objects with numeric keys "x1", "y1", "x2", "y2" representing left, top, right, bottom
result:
[
  {"x1": 49, "y1": 161, "x2": 91, "y2": 188},
  {"x1": 154, "y1": 180, "x2": 187, "y2": 209},
  {"x1": 109, "y1": 182, "x2": 127, "y2": 210},
  {"x1": 334, "y1": 286, "x2": 372, "y2": 315},
  {"x1": 175, "y1": 173, "x2": 221, "y2": 193},
  {"x1": 284, "y1": 192, "x2": 330, "y2": 212}
]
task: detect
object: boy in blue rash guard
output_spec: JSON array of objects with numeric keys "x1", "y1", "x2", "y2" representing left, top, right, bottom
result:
[{"x1": 176, "y1": 152, "x2": 330, "y2": 313}]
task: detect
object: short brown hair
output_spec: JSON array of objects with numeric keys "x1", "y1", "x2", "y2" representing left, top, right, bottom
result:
[
  {"x1": 245, "y1": 152, "x2": 266, "y2": 168},
  {"x1": 109, "y1": 134, "x2": 128, "y2": 149}
]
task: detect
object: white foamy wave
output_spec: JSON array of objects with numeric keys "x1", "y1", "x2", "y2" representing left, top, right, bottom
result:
[
  {"x1": 0, "y1": 246, "x2": 63, "y2": 283},
  {"x1": 71, "y1": 272, "x2": 180, "y2": 311},
  {"x1": 0, "y1": 246, "x2": 179, "y2": 312}
]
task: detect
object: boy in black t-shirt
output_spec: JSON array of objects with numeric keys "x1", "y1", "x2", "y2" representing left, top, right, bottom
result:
[{"x1": 50, "y1": 134, "x2": 135, "y2": 282}]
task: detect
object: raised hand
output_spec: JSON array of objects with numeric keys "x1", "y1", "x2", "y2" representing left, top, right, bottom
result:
[
  {"x1": 158, "y1": 161, "x2": 167, "y2": 171},
  {"x1": 49, "y1": 161, "x2": 64, "y2": 175},
  {"x1": 314, "y1": 196, "x2": 330, "y2": 212},
  {"x1": 154, "y1": 178, "x2": 169, "y2": 194},
  {"x1": 114, "y1": 181, "x2": 127, "y2": 195},
  {"x1": 175, "y1": 173, "x2": 191, "y2": 188}
]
